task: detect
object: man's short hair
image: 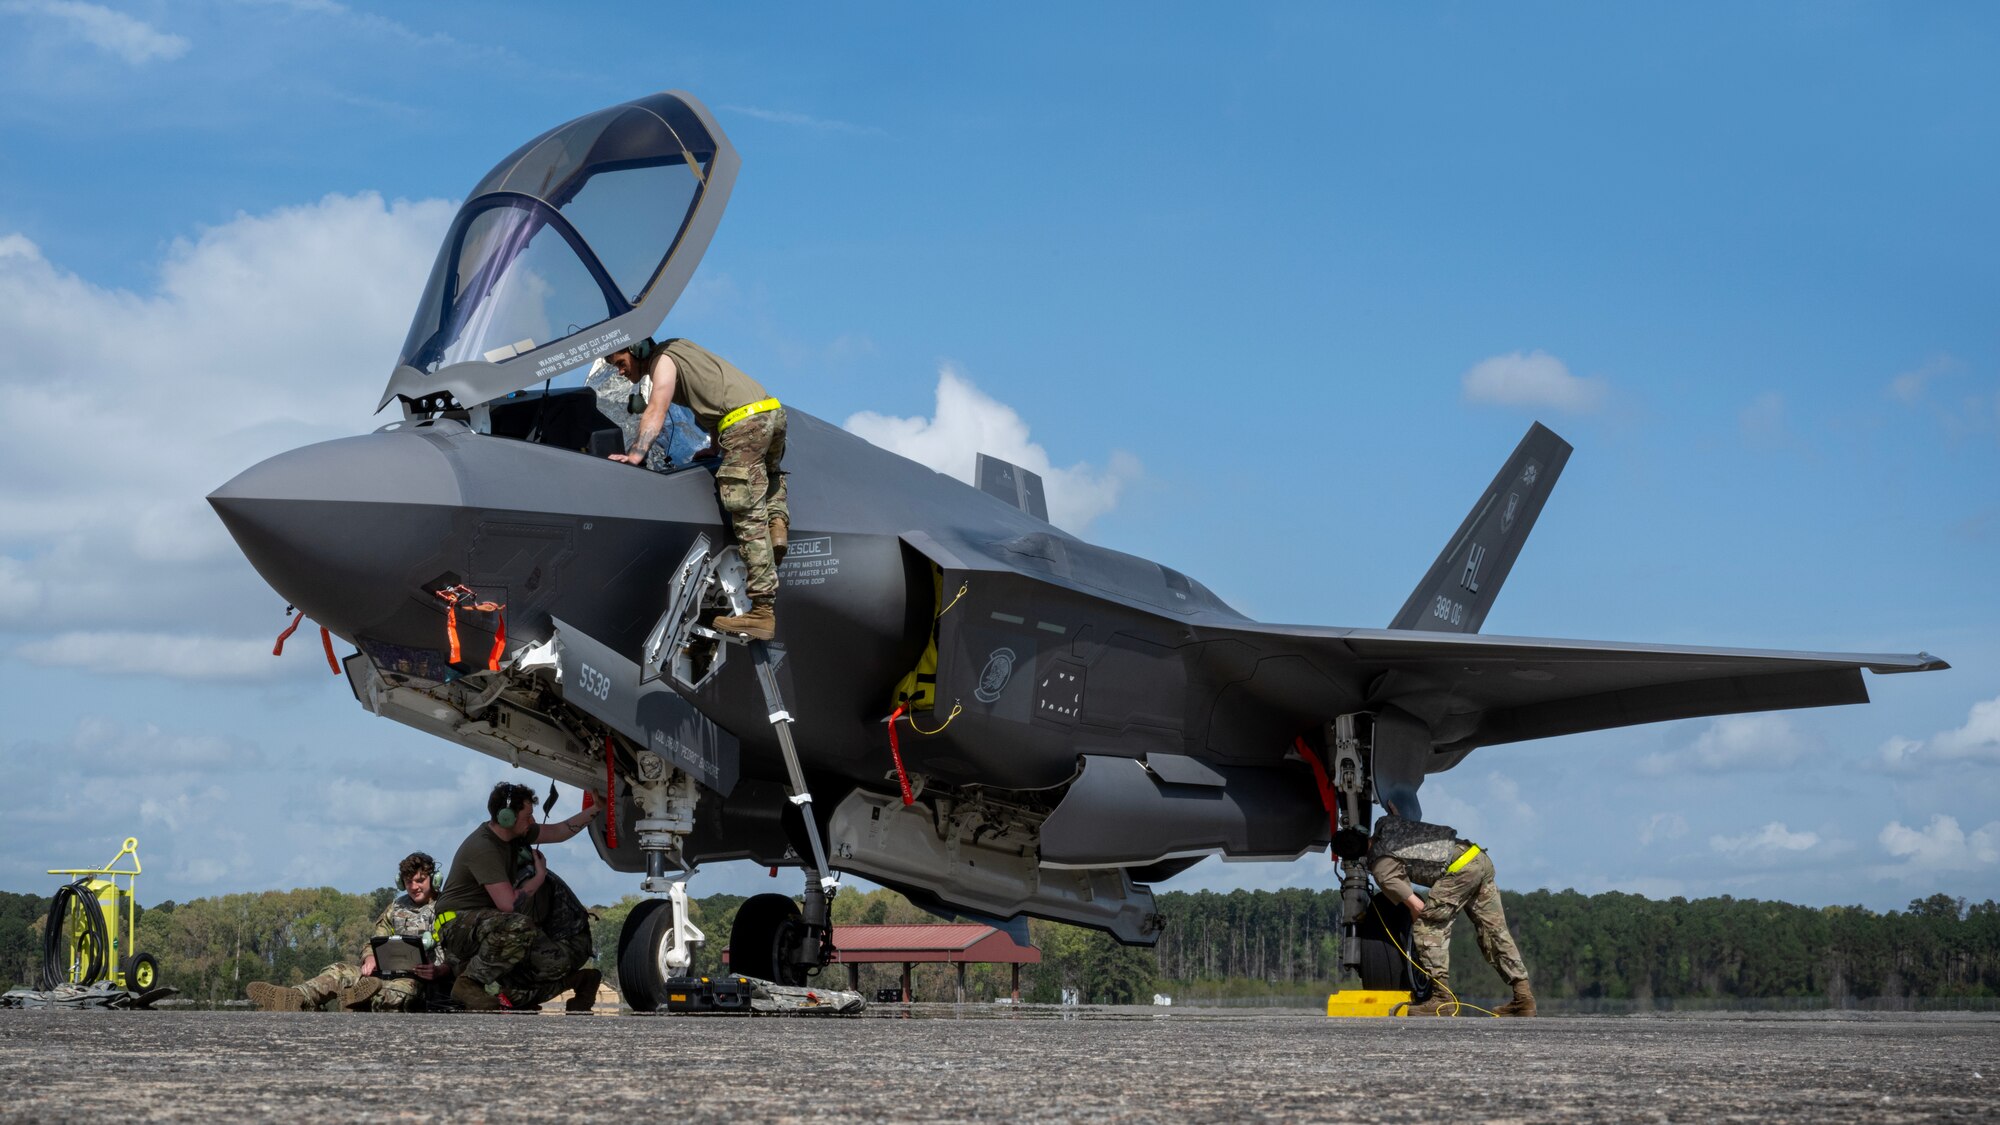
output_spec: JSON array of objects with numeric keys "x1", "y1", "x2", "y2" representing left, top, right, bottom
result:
[
  {"x1": 487, "y1": 781, "x2": 537, "y2": 822},
  {"x1": 398, "y1": 851, "x2": 436, "y2": 887}
]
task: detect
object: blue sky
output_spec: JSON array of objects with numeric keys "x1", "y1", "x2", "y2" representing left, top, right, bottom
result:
[{"x1": 1, "y1": 2, "x2": 1995, "y2": 915}]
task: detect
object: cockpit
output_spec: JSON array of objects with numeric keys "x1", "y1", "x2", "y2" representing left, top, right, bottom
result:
[{"x1": 378, "y1": 91, "x2": 739, "y2": 471}]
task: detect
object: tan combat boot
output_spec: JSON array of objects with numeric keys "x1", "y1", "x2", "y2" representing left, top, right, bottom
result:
[
  {"x1": 1403, "y1": 977, "x2": 1451, "y2": 1016},
  {"x1": 246, "y1": 981, "x2": 308, "y2": 1012},
  {"x1": 714, "y1": 599, "x2": 776, "y2": 641},
  {"x1": 771, "y1": 516, "x2": 789, "y2": 566},
  {"x1": 1495, "y1": 978, "x2": 1537, "y2": 1017},
  {"x1": 338, "y1": 976, "x2": 384, "y2": 1011},
  {"x1": 563, "y1": 968, "x2": 601, "y2": 1013},
  {"x1": 451, "y1": 975, "x2": 502, "y2": 1012}
]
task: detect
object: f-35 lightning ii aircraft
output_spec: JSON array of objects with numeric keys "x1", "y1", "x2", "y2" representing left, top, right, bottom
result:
[{"x1": 208, "y1": 91, "x2": 1947, "y2": 1006}]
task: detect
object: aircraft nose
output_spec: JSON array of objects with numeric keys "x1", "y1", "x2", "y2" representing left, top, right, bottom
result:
[{"x1": 209, "y1": 431, "x2": 463, "y2": 637}]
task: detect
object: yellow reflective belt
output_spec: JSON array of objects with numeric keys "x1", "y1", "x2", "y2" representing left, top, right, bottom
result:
[
  {"x1": 1447, "y1": 843, "x2": 1482, "y2": 874},
  {"x1": 717, "y1": 397, "x2": 781, "y2": 431},
  {"x1": 432, "y1": 910, "x2": 456, "y2": 941}
]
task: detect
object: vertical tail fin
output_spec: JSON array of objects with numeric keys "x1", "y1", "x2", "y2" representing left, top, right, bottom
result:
[
  {"x1": 1388, "y1": 422, "x2": 1571, "y2": 633},
  {"x1": 975, "y1": 453, "x2": 1050, "y2": 521}
]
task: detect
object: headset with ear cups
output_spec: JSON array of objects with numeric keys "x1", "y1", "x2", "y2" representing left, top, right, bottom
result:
[{"x1": 491, "y1": 783, "x2": 533, "y2": 830}]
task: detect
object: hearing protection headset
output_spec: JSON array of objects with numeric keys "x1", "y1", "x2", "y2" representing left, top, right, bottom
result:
[{"x1": 489, "y1": 783, "x2": 535, "y2": 829}]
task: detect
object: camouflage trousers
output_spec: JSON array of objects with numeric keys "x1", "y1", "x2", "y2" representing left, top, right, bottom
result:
[
  {"x1": 1410, "y1": 851, "x2": 1529, "y2": 986},
  {"x1": 714, "y1": 406, "x2": 789, "y2": 601},
  {"x1": 440, "y1": 908, "x2": 589, "y2": 1007},
  {"x1": 531, "y1": 872, "x2": 595, "y2": 978},
  {"x1": 297, "y1": 961, "x2": 424, "y2": 1012}
]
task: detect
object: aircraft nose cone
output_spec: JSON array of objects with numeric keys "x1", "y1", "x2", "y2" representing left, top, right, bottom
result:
[{"x1": 209, "y1": 431, "x2": 463, "y2": 637}]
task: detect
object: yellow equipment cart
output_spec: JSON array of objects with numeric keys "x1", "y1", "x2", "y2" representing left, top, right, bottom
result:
[{"x1": 44, "y1": 837, "x2": 159, "y2": 993}]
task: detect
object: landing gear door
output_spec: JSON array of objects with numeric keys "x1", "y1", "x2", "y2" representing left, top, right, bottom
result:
[
  {"x1": 643, "y1": 533, "x2": 750, "y2": 692},
  {"x1": 558, "y1": 616, "x2": 740, "y2": 796}
]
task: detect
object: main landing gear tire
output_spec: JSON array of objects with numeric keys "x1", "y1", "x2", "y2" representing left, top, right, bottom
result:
[
  {"x1": 730, "y1": 893, "x2": 808, "y2": 986},
  {"x1": 1355, "y1": 890, "x2": 1431, "y2": 1002},
  {"x1": 617, "y1": 898, "x2": 675, "y2": 1012}
]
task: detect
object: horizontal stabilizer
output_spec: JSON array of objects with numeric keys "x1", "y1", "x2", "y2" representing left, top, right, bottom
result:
[
  {"x1": 975, "y1": 453, "x2": 1049, "y2": 522},
  {"x1": 1390, "y1": 422, "x2": 1571, "y2": 633}
]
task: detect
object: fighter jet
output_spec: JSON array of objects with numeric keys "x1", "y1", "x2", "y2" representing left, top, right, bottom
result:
[{"x1": 208, "y1": 91, "x2": 1947, "y2": 1005}]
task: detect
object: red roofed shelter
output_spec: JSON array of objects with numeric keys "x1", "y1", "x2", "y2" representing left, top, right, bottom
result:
[{"x1": 828, "y1": 923, "x2": 1042, "y2": 1002}]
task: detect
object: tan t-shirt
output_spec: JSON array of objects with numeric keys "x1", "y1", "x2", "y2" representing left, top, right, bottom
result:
[
  {"x1": 658, "y1": 338, "x2": 769, "y2": 430},
  {"x1": 436, "y1": 822, "x2": 540, "y2": 916}
]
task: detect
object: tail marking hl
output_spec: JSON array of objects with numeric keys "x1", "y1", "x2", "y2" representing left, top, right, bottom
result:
[{"x1": 1389, "y1": 423, "x2": 1572, "y2": 635}]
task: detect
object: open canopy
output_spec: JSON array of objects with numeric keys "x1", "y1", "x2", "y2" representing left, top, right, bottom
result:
[{"x1": 379, "y1": 91, "x2": 739, "y2": 412}]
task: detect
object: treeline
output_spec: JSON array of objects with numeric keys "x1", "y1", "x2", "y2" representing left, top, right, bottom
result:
[
  {"x1": 8, "y1": 885, "x2": 2000, "y2": 1006},
  {"x1": 3, "y1": 887, "x2": 397, "y2": 1005},
  {"x1": 1153, "y1": 888, "x2": 2000, "y2": 1003}
]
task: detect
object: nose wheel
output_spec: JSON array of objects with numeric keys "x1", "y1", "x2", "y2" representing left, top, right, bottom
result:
[{"x1": 617, "y1": 899, "x2": 674, "y2": 1011}]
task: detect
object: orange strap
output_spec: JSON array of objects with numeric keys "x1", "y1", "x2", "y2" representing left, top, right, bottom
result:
[
  {"x1": 273, "y1": 609, "x2": 303, "y2": 655},
  {"x1": 434, "y1": 585, "x2": 506, "y2": 670},
  {"x1": 319, "y1": 626, "x2": 339, "y2": 675}
]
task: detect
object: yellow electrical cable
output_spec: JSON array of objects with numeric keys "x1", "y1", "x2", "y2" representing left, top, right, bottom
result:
[
  {"x1": 938, "y1": 582, "x2": 969, "y2": 617},
  {"x1": 1368, "y1": 900, "x2": 1500, "y2": 1018},
  {"x1": 905, "y1": 700, "x2": 963, "y2": 735}
]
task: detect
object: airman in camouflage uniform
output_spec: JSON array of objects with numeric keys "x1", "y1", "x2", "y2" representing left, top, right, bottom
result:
[
  {"x1": 246, "y1": 852, "x2": 448, "y2": 1013},
  {"x1": 1370, "y1": 815, "x2": 1535, "y2": 1016},
  {"x1": 497, "y1": 871, "x2": 596, "y2": 1008},
  {"x1": 604, "y1": 337, "x2": 789, "y2": 640},
  {"x1": 585, "y1": 359, "x2": 711, "y2": 470},
  {"x1": 435, "y1": 782, "x2": 602, "y2": 1012}
]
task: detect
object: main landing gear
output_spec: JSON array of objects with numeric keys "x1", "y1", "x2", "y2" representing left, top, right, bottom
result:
[{"x1": 1324, "y1": 713, "x2": 1429, "y2": 999}]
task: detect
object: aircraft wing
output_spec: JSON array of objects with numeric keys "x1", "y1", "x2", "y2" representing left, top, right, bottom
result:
[{"x1": 1209, "y1": 619, "x2": 1948, "y2": 754}]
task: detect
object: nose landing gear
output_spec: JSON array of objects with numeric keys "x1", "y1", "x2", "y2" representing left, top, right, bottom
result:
[{"x1": 615, "y1": 533, "x2": 841, "y2": 1007}]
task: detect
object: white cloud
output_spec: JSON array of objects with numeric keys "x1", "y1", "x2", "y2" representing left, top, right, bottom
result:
[
  {"x1": 2, "y1": 0, "x2": 189, "y2": 63},
  {"x1": 323, "y1": 764, "x2": 495, "y2": 833},
  {"x1": 1887, "y1": 354, "x2": 1962, "y2": 403},
  {"x1": 1710, "y1": 821, "x2": 1820, "y2": 855},
  {"x1": 1411, "y1": 786, "x2": 1485, "y2": 839},
  {"x1": 1460, "y1": 350, "x2": 1606, "y2": 414},
  {"x1": 61, "y1": 716, "x2": 263, "y2": 772},
  {"x1": 1874, "y1": 694, "x2": 2000, "y2": 770},
  {"x1": 0, "y1": 192, "x2": 454, "y2": 648},
  {"x1": 844, "y1": 365, "x2": 1140, "y2": 533},
  {"x1": 1638, "y1": 812, "x2": 1688, "y2": 846},
  {"x1": 1638, "y1": 714, "x2": 1818, "y2": 775},
  {"x1": 1879, "y1": 815, "x2": 2000, "y2": 871},
  {"x1": 19, "y1": 631, "x2": 328, "y2": 680},
  {"x1": 0, "y1": 555, "x2": 45, "y2": 618},
  {"x1": 1878, "y1": 734, "x2": 1923, "y2": 771},
  {"x1": 1932, "y1": 696, "x2": 2000, "y2": 760}
]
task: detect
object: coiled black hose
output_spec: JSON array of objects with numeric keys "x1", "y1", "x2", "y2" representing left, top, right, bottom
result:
[{"x1": 40, "y1": 878, "x2": 109, "y2": 991}]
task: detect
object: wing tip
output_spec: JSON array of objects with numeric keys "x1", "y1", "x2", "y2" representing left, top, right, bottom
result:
[{"x1": 1868, "y1": 652, "x2": 1950, "y2": 674}]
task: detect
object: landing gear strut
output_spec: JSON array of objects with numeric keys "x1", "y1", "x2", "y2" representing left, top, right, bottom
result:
[
  {"x1": 1326, "y1": 713, "x2": 1424, "y2": 995},
  {"x1": 617, "y1": 753, "x2": 707, "y2": 1011}
]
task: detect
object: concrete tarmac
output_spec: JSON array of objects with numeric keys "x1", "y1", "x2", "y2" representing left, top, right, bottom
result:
[{"x1": 2, "y1": 1006, "x2": 1996, "y2": 1122}]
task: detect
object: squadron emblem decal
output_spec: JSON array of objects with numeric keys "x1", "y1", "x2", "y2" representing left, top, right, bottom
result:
[
  {"x1": 975, "y1": 647, "x2": 1017, "y2": 703},
  {"x1": 1502, "y1": 491, "x2": 1522, "y2": 533}
]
